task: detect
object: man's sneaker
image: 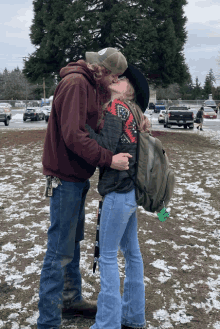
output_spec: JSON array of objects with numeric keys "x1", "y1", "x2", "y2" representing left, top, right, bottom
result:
[
  {"x1": 197, "y1": 126, "x2": 199, "y2": 130},
  {"x1": 62, "y1": 298, "x2": 97, "y2": 319},
  {"x1": 200, "y1": 128, "x2": 203, "y2": 131}
]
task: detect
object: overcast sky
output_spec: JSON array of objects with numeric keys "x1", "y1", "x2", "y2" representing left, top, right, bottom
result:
[{"x1": 0, "y1": 0, "x2": 220, "y2": 87}]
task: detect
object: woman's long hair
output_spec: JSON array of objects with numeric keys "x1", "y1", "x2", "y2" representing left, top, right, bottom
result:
[{"x1": 87, "y1": 62, "x2": 112, "y2": 107}]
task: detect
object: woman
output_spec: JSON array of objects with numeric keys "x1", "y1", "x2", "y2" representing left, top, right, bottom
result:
[{"x1": 85, "y1": 75, "x2": 150, "y2": 329}]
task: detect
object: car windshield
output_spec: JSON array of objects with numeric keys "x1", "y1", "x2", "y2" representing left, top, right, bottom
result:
[
  {"x1": 205, "y1": 101, "x2": 215, "y2": 105},
  {"x1": 156, "y1": 102, "x2": 164, "y2": 105},
  {"x1": 169, "y1": 107, "x2": 188, "y2": 111}
]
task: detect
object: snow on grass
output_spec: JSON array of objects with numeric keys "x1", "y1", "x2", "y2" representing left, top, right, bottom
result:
[{"x1": 0, "y1": 129, "x2": 220, "y2": 328}]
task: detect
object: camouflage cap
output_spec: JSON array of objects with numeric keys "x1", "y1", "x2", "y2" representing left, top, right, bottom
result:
[{"x1": 85, "y1": 47, "x2": 128, "y2": 75}]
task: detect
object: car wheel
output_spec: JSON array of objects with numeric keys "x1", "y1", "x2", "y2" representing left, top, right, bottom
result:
[
  {"x1": 36, "y1": 115, "x2": 39, "y2": 121},
  {"x1": 23, "y1": 118, "x2": 26, "y2": 122},
  {"x1": 184, "y1": 125, "x2": 187, "y2": 129},
  {"x1": 189, "y1": 125, "x2": 194, "y2": 129},
  {"x1": 164, "y1": 123, "x2": 167, "y2": 128},
  {"x1": 4, "y1": 117, "x2": 9, "y2": 126},
  {"x1": 166, "y1": 124, "x2": 171, "y2": 128},
  {"x1": 45, "y1": 117, "x2": 48, "y2": 122}
]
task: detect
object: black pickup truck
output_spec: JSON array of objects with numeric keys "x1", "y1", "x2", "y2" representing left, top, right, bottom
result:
[{"x1": 164, "y1": 106, "x2": 194, "y2": 129}]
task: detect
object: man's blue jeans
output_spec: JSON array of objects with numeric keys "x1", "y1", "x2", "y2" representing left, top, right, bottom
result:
[
  {"x1": 37, "y1": 179, "x2": 90, "y2": 329},
  {"x1": 91, "y1": 189, "x2": 146, "y2": 329}
]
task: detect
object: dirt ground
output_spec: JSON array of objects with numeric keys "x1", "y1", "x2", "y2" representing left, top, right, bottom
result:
[{"x1": 0, "y1": 128, "x2": 220, "y2": 329}]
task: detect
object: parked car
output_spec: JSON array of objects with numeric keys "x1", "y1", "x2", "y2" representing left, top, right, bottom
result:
[
  {"x1": 0, "y1": 102, "x2": 12, "y2": 108},
  {"x1": 15, "y1": 101, "x2": 26, "y2": 107},
  {"x1": 164, "y1": 106, "x2": 194, "y2": 129},
  {"x1": 154, "y1": 101, "x2": 166, "y2": 113},
  {"x1": 0, "y1": 104, "x2": 12, "y2": 126},
  {"x1": 41, "y1": 106, "x2": 51, "y2": 122},
  {"x1": 148, "y1": 102, "x2": 155, "y2": 110},
  {"x1": 203, "y1": 107, "x2": 217, "y2": 119},
  {"x1": 23, "y1": 107, "x2": 45, "y2": 121},
  {"x1": 158, "y1": 110, "x2": 166, "y2": 123},
  {"x1": 203, "y1": 100, "x2": 217, "y2": 113}
]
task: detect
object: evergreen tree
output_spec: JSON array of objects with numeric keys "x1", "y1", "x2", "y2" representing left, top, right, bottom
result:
[
  {"x1": 179, "y1": 65, "x2": 193, "y2": 99},
  {"x1": 203, "y1": 69, "x2": 216, "y2": 99},
  {"x1": 212, "y1": 86, "x2": 220, "y2": 100},
  {"x1": 191, "y1": 77, "x2": 203, "y2": 99},
  {"x1": 169, "y1": 0, "x2": 189, "y2": 85},
  {"x1": 0, "y1": 67, "x2": 32, "y2": 100},
  {"x1": 216, "y1": 51, "x2": 220, "y2": 82},
  {"x1": 23, "y1": 0, "x2": 189, "y2": 87}
]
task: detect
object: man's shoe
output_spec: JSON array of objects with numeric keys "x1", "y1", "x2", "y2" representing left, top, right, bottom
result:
[
  {"x1": 62, "y1": 298, "x2": 97, "y2": 319},
  {"x1": 197, "y1": 126, "x2": 199, "y2": 130},
  {"x1": 200, "y1": 128, "x2": 203, "y2": 131}
]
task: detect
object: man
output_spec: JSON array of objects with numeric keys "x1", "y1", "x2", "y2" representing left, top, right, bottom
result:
[{"x1": 37, "y1": 48, "x2": 131, "y2": 329}]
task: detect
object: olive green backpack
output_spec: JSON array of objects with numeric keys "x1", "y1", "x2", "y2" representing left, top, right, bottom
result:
[{"x1": 125, "y1": 101, "x2": 175, "y2": 213}]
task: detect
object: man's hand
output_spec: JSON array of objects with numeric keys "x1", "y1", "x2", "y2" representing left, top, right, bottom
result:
[{"x1": 110, "y1": 153, "x2": 132, "y2": 171}]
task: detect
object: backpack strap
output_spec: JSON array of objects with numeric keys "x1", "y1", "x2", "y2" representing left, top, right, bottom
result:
[{"x1": 123, "y1": 100, "x2": 147, "y2": 193}]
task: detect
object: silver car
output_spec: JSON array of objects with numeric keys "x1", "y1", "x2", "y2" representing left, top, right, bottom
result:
[
  {"x1": 158, "y1": 110, "x2": 166, "y2": 123},
  {"x1": 0, "y1": 104, "x2": 12, "y2": 126},
  {"x1": 41, "y1": 106, "x2": 52, "y2": 122}
]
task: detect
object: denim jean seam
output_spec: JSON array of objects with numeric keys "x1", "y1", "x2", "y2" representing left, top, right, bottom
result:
[{"x1": 56, "y1": 185, "x2": 62, "y2": 256}]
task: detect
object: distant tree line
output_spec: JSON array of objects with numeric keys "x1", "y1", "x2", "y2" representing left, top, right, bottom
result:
[
  {"x1": 0, "y1": 67, "x2": 57, "y2": 100},
  {"x1": 157, "y1": 69, "x2": 220, "y2": 100},
  {"x1": 1, "y1": 66, "x2": 219, "y2": 101}
]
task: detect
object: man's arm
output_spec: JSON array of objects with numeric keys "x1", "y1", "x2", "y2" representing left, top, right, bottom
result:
[
  {"x1": 85, "y1": 112, "x2": 122, "y2": 154},
  {"x1": 85, "y1": 112, "x2": 132, "y2": 170}
]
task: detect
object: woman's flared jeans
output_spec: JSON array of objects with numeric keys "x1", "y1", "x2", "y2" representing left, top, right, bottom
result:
[{"x1": 91, "y1": 189, "x2": 146, "y2": 329}]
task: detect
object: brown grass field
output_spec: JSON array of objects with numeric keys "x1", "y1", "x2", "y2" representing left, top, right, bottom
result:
[{"x1": 0, "y1": 128, "x2": 220, "y2": 329}]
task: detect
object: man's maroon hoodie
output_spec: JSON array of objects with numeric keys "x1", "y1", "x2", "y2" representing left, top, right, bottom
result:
[{"x1": 42, "y1": 60, "x2": 113, "y2": 182}]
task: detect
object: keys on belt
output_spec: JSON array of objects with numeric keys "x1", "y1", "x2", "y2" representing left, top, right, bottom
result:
[
  {"x1": 44, "y1": 175, "x2": 53, "y2": 197},
  {"x1": 44, "y1": 176, "x2": 62, "y2": 197}
]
